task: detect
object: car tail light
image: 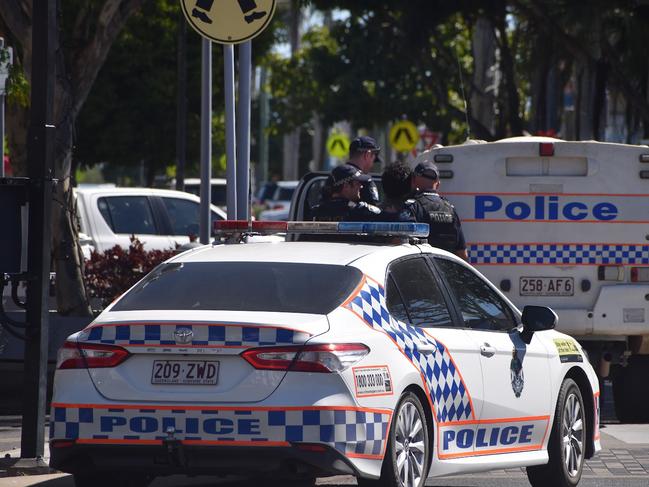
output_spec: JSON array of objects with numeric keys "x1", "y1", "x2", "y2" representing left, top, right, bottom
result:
[
  {"x1": 631, "y1": 267, "x2": 649, "y2": 282},
  {"x1": 56, "y1": 341, "x2": 130, "y2": 369},
  {"x1": 241, "y1": 343, "x2": 369, "y2": 373},
  {"x1": 597, "y1": 265, "x2": 624, "y2": 281}
]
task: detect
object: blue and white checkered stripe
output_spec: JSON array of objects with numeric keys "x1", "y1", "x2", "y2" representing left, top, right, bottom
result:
[
  {"x1": 469, "y1": 243, "x2": 649, "y2": 265},
  {"x1": 346, "y1": 279, "x2": 472, "y2": 423},
  {"x1": 50, "y1": 405, "x2": 390, "y2": 457},
  {"x1": 81, "y1": 324, "x2": 310, "y2": 348}
]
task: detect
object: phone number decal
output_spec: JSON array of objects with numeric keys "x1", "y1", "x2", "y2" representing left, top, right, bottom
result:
[{"x1": 353, "y1": 365, "x2": 393, "y2": 397}]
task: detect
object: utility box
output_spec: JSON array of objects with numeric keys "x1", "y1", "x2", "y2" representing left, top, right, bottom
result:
[{"x1": 0, "y1": 177, "x2": 29, "y2": 274}]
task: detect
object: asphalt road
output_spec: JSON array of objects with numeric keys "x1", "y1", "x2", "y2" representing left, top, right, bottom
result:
[{"x1": 0, "y1": 422, "x2": 647, "y2": 486}]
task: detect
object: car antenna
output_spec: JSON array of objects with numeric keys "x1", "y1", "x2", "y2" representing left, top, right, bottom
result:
[{"x1": 454, "y1": 44, "x2": 472, "y2": 141}]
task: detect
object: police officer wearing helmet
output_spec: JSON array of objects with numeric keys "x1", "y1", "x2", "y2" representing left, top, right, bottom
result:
[
  {"x1": 409, "y1": 161, "x2": 468, "y2": 261},
  {"x1": 312, "y1": 164, "x2": 382, "y2": 222},
  {"x1": 346, "y1": 136, "x2": 381, "y2": 205}
]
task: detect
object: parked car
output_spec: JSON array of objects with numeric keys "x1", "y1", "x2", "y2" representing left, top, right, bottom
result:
[
  {"x1": 170, "y1": 178, "x2": 228, "y2": 210},
  {"x1": 75, "y1": 187, "x2": 226, "y2": 258},
  {"x1": 254, "y1": 180, "x2": 278, "y2": 205},
  {"x1": 258, "y1": 180, "x2": 298, "y2": 221},
  {"x1": 50, "y1": 221, "x2": 599, "y2": 487}
]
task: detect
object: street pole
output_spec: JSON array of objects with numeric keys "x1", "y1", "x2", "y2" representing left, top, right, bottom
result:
[
  {"x1": 236, "y1": 41, "x2": 251, "y2": 220},
  {"x1": 258, "y1": 67, "x2": 269, "y2": 185},
  {"x1": 20, "y1": 0, "x2": 55, "y2": 466},
  {"x1": 224, "y1": 44, "x2": 237, "y2": 220},
  {"x1": 175, "y1": 14, "x2": 187, "y2": 192},
  {"x1": 199, "y1": 38, "x2": 212, "y2": 245}
]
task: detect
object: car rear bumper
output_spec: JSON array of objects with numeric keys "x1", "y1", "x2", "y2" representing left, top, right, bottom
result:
[{"x1": 49, "y1": 441, "x2": 359, "y2": 478}]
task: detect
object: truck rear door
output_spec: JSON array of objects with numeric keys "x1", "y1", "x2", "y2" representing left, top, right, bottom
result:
[{"x1": 427, "y1": 137, "x2": 649, "y2": 337}]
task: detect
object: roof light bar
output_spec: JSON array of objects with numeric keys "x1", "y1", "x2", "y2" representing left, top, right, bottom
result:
[
  {"x1": 214, "y1": 220, "x2": 288, "y2": 234},
  {"x1": 214, "y1": 220, "x2": 429, "y2": 238}
]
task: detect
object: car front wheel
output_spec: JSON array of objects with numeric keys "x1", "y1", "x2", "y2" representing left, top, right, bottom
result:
[
  {"x1": 360, "y1": 391, "x2": 430, "y2": 487},
  {"x1": 527, "y1": 378, "x2": 586, "y2": 487}
]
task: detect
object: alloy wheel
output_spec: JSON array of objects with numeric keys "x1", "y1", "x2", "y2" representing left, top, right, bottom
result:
[
  {"x1": 395, "y1": 401, "x2": 426, "y2": 487},
  {"x1": 562, "y1": 392, "x2": 584, "y2": 477}
]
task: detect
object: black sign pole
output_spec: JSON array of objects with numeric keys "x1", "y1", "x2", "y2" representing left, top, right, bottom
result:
[{"x1": 20, "y1": 0, "x2": 56, "y2": 464}]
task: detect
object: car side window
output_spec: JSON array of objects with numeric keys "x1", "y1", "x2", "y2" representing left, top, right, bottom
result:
[
  {"x1": 434, "y1": 258, "x2": 517, "y2": 332},
  {"x1": 162, "y1": 197, "x2": 200, "y2": 237},
  {"x1": 98, "y1": 196, "x2": 156, "y2": 235},
  {"x1": 385, "y1": 275, "x2": 409, "y2": 323},
  {"x1": 386, "y1": 258, "x2": 453, "y2": 328}
]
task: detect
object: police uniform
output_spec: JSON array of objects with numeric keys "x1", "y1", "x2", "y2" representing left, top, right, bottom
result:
[
  {"x1": 408, "y1": 190, "x2": 466, "y2": 252},
  {"x1": 381, "y1": 198, "x2": 416, "y2": 223},
  {"x1": 347, "y1": 162, "x2": 380, "y2": 206},
  {"x1": 312, "y1": 198, "x2": 382, "y2": 222}
]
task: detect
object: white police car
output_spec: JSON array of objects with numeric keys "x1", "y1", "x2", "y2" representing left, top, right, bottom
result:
[{"x1": 50, "y1": 222, "x2": 600, "y2": 487}]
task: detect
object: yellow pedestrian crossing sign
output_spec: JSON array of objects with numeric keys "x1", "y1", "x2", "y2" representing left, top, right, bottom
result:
[
  {"x1": 181, "y1": 0, "x2": 276, "y2": 44},
  {"x1": 389, "y1": 120, "x2": 419, "y2": 152},
  {"x1": 327, "y1": 133, "x2": 350, "y2": 158}
]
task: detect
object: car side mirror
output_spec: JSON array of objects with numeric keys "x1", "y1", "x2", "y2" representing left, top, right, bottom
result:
[{"x1": 521, "y1": 306, "x2": 557, "y2": 343}]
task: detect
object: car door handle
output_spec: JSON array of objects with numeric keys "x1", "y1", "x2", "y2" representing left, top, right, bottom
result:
[
  {"x1": 418, "y1": 343, "x2": 437, "y2": 354},
  {"x1": 480, "y1": 343, "x2": 496, "y2": 357}
]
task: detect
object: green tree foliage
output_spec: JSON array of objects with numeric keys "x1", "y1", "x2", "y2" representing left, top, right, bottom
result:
[
  {"x1": 75, "y1": 0, "x2": 280, "y2": 182},
  {"x1": 264, "y1": 0, "x2": 649, "y2": 143}
]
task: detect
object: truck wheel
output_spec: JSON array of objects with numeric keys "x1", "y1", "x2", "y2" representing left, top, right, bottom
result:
[
  {"x1": 526, "y1": 378, "x2": 585, "y2": 487},
  {"x1": 612, "y1": 356, "x2": 649, "y2": 423},
  {"x1": 358, "y1": 392, "x2": 430, "y2": 487}
]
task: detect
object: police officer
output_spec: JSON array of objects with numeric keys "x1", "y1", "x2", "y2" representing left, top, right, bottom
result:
[
  {"x1": 409, "y1": 161, "x2": 468, "y2": 260},
  {"x1": 345, "y1": 136, "x2": 381, "y2": 205},
  {"x1": 312, "y1": 164, "x2": 382, "y2": 222}
]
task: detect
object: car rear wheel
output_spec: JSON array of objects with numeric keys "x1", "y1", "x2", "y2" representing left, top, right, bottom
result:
[
  {"x1": 526, "y1": 378, "x2": 585, "y2": 487},
  {"x1": 359, "y1": 391, "x2": 430, "y2": 487}
]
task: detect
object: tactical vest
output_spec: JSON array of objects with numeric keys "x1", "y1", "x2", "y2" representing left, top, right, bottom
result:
[{"x1": 412, "y1": 192, "x2": 460, "y2": 251}]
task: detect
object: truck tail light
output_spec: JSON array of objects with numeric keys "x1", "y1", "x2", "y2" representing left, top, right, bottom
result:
[
  {"x1": 597, "y1": 265, "x2": 624, "y2": 281},
  {"x1": 56, "y1": 341, "x2": 130, "y2": 369},
  {"x1": 241, "y1": 343, "x2": 369, "y2": 373},
  {"x1": 539, "y1": 142, "x2": 555, "y2": 156},
  {"x1": 631, "y1": 267, "x2": 649, "y2": 282}
]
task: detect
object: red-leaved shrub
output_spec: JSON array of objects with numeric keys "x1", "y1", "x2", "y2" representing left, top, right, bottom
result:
[{"x1": 84, "y1": 237, "x2": 176, "y2": 307}]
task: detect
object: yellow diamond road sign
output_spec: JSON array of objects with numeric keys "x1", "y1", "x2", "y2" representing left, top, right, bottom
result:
[
  {"x1": 181, "y1": 0, "x2": 276, "y2": 44},
  {"x1": 327, "y1": 133, "x2": 350, "y2": 159},
  {"x1": 389, "y1": 120, "x2": 419, "y2": 152}
]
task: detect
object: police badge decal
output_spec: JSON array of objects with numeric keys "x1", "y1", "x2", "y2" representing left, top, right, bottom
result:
[{"x1": 510, "y1": 349, "x2": 524, "y2": 397}]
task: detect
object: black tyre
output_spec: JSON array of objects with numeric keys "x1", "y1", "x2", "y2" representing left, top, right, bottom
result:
[
  {"x1": 526, "y1": 378, "x2": 586, "y2": 487},
  {"x1": 612, "y1": 356, "x2": 649, "y2": 423},
  {"x1": 359, "y1": 392, "x2": 430, "y2": 487}
]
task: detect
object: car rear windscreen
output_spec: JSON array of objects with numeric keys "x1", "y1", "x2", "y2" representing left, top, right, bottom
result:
[{"x1": 112, "y1": 262, "x2": 363, "y2": 314}]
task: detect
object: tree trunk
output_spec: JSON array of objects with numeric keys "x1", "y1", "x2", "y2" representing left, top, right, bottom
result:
[
  {"x1": 1, "y1": 0, "x2": 146, "y2": 316},
  {"x1": 470, "y1": 17, "x2": 497, "y2": 138}
]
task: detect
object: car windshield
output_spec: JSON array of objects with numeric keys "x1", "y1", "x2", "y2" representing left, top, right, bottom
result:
[{"x1": 112, "y1": 261, "x2": 363, "y2": 314}]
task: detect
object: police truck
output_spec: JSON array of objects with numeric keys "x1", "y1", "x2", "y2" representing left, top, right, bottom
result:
[{"x1": 416, "y1": 136, "x2": 649, "y2": 422}]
